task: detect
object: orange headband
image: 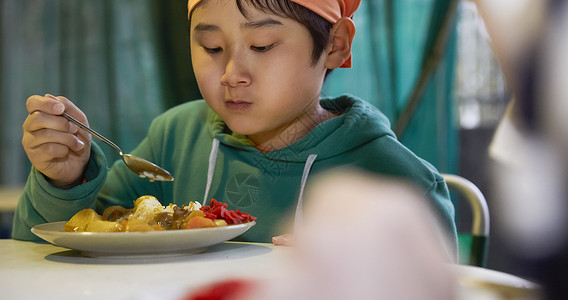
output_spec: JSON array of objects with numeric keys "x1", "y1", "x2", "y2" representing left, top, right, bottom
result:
[{"x1": 187, "y1": 0, "x2": 361, "y2": 68}]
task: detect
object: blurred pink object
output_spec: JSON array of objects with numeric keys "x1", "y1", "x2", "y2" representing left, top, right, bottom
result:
[
  {"x1": 271, "y1": 233, "x2": 294, "y2": 247},
  {"x1": 247, "y1": 169, "x2": 456, "y2": 300}
]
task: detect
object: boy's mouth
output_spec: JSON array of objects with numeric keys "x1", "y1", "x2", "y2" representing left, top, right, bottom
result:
[{"x1": 225, "y1": 100, "x2": 252, "y2": 111}]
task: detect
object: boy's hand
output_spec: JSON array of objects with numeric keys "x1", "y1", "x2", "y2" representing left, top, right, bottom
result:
[
  {"x1": 272, "y1": 233, "x2": 295, "y2": 246},
  {"x1": 22, "y1": 94, "x2": 92, "y2": 189}
]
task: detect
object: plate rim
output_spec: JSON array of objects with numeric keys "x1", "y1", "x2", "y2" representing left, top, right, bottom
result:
[
  {"x1": 32, "y1": 220, "x2": 256, "y2": 236},
  {"x1": 31, "y1": 220, "x2": 256, "y2": 256}
]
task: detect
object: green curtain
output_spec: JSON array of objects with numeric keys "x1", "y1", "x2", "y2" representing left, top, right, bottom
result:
[
  {"x1": 323, "y1": 0, "x2": 458, "y2": 173},
  {"x1": 0, "y1": 0, "x2": 458, "y2": 187},
  {"x1": 0, "y1": 0, "x2": 199, "y2": 186}
]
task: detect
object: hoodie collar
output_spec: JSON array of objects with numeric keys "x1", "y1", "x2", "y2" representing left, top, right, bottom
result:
[{"x1": 208, "y1": 95, "x2": 394, "y2": 162}]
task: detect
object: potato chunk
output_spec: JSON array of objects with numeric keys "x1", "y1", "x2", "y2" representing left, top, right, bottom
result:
[
  {"x1": 64, "y1": 209, "x2": 102, "y2": 232},
  {"x1": 85, "y1": 220, "x2": 122, "y2": 232}
]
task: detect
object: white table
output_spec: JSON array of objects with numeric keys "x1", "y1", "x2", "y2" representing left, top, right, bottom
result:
[
  {"x1": 0, "y1": 239, "x2": 542, "y2": 300},
  {"x1": 0, "y1": 240, "x2": 287, "y2": 300}
]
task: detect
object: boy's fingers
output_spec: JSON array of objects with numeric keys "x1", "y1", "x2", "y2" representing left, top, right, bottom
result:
[
  {"x1": 23, "y1": 129, "x2": 86, "y2": 153},
  {"x1": 25, "y1": 95, "x2": 64, "y2": 115},
  {"x1": 272, "y1": 234, "x2": 295, "y2": 246},
  {"x1": 25, "y1": 95, "x2": 87, "y2": 135},
  {"x1": 23, "y1": 110, "x2": 76, "y2": 134},
  {"x1": 49, "y1": 94, "x2": 89, "y2": 125},
  {"x1": 26, "y1": 142, "x2": 71, "y2": 162},
  {"x1": 26, "y1": 94, "x2": 87, "y2": 122}
]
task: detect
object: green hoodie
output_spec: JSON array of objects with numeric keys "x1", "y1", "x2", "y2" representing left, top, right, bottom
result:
[{"x1": 13, "y1": 95, "x2": 457, "y2": 250}]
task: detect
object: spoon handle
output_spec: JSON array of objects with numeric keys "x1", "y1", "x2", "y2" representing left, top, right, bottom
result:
[{"x1": 61, "y1": 112, "x2": 123, "y2": 155}]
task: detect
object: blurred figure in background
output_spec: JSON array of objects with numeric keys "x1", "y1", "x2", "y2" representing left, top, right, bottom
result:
[{"x1": 479, "y1": 0, "x2": 568, "y2": 298}]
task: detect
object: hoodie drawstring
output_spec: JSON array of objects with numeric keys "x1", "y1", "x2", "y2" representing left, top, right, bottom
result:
[
  {"x1": 294, "y1": 154, "x2": 318, "y2": 233},
  {"x1": 203, "y1": 138, "x2": 220, "y2": 206},
  {"x1": 203, "y1": 137, "x2": 316, "y2": 232}
]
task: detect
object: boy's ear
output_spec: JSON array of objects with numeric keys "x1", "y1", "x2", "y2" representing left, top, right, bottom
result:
[{"x1": 325, "y1": 17, "x2": 356, "y2": 69}]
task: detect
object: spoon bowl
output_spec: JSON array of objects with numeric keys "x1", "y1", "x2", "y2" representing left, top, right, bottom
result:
[
  {"x1": 61, "y1": 112, "x2": 174, "y2": 182},
  {"x1": 122, "y1": 154, "x2": 174, "y2": 182}
]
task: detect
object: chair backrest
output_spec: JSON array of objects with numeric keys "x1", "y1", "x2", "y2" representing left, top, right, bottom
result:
[{"x1": 442, "y1": 174, "x2": 490, "y2": 267}]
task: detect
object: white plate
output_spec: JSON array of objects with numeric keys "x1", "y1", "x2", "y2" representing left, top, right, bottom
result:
[{"x1": 32, "y1": 221, "x2": 255, "y2": 258}]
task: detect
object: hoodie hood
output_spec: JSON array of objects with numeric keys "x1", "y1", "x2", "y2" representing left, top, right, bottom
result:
[{"x1": 208, "y1": 95, "x2": 394, "y2": 162}]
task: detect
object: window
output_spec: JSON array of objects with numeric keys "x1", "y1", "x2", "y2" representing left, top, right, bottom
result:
[{"x1": 455, "y1": 1, "x2": 510, "y2": 129}]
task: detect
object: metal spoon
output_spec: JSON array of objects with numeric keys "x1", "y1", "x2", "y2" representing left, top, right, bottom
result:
[{"x1": 61, "y1": 112, "x2": 174, "y2": 182}]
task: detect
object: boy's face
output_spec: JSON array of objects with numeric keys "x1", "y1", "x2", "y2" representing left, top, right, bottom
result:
[{"x1": 190, "y1": 0, "x2": 329, "y2": 146}]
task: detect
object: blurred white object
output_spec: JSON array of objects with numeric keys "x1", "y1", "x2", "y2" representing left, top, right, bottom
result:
[
  {"x1": 248, "y1": 170, "x2": 455, "y2": 300},
  {"x1": 486, "y1": 1, "x2": 568, "y2": 259},
  {"x1": 475, "y1": 0, "x2": 546, "y2": 91},
  {"x1": 490, "y1": 127, "x2": 568, "y2": 259},
  {"x1": 488, "y1": 100, "x2": 525, "y2": 169}
]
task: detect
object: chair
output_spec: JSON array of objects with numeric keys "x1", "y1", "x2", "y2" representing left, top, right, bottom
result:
[{"x1": 442, "y1": 174, "x2": 490, "y2": 267}]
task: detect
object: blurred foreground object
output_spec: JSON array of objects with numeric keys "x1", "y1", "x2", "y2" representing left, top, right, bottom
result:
[
  {"x1": 489, "y1": 100, "x2": 567, "y2": 260},
  {"x1": 248, "y1": 169, "x2": 455, "y2": 300},
  {"x1": 484, "y1": 0, "x2": 568, "y2": 262},
  {"x1": 537, "y1": 2, "x2": 568, "y2": 299},
  {"x1": 475, "y1": 0, "x2": 546, "y2": 95},
  {"x1": 541, "y1": 1, "x2": 568, "y2": 156},
  {"x1": 482, "y1": 0, "x2": 568, "y2": 298},
  {"x1": 182, "y1": 169, "x2": 542, "y2": 300}
]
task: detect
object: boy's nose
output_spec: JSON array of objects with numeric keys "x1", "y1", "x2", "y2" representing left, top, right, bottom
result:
[{"x1": 220, "y1": 58, "x2": 252, "y2": 88}]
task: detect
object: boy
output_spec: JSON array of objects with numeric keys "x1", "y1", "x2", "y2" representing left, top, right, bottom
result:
[{"x1": 14, "y1": 0, "x2": 457, "y2": 253}]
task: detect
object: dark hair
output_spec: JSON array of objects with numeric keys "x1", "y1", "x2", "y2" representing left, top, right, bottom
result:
[
  {"x1": 191, "y1": 0, "x2": 333, "y2": 66},
  {"x1": 236, "y1": 0, "x2": 332, "y2": 66}
]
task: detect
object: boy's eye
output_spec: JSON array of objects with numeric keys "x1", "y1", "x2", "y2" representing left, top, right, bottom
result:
[
  {"x1": 251, "y1": 43, "x2": 276, "y2": 52},
  {"x1": 204, "y1": 46, "x2": 222, "y2": 54}
]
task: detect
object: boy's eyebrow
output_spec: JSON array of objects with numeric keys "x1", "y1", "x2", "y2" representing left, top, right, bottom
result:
[
  {"x1": 241, "y1": 18, "x2": 284, "y2": 29},
  {"x1": 193, "y1": 23, "x2": 220, "y2": 32},
  {"x1": 192, "y1": 18, "x2": 283, "y2": 33}
]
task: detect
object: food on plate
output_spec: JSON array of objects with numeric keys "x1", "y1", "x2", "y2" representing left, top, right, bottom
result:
[
  {"x1": 64, "y1": 208, "x2": 122, "y2": 232},
  {"x1": 64, "y1": 196, "x2": 256, "y2": 233}
]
